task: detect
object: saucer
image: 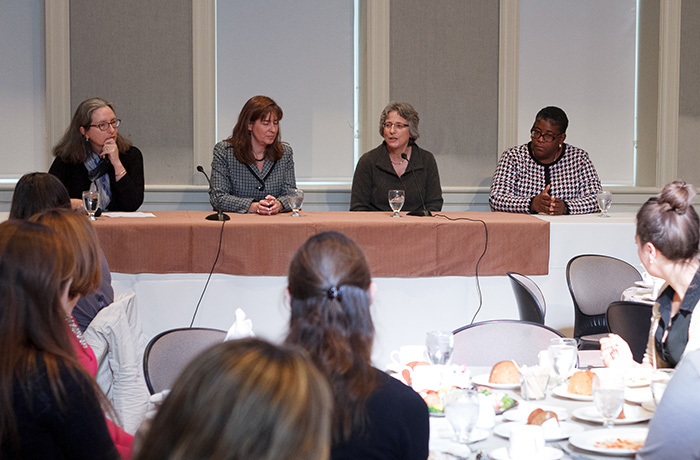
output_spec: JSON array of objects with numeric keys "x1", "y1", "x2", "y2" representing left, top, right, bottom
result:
[{"x1": 490, "y1": 446, "x2": 562, "y2": 460}]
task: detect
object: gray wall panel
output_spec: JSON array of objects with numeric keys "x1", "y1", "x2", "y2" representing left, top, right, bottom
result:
[
  {"x1": 389, "y1": 0, "x2": 499, "y2": 189},
  {"x1": 70, "y1": 0, "x2": 193, "y2": 184},
  {"x1": 678, "y1": 0, "x2": 700, "y2": 187}
]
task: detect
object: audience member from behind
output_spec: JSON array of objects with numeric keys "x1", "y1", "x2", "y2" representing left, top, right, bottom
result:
[
  {"x1": 209, "y1": 95, "x2": 296, "y2": 214},
  {"x1": 9, "y1": 171, "x2": 72, "y2": 218},
  {"x1": 601, "y1": 181, "x2": 700, "y2": 369},
  {"x1": 11, "y1": 172, "x2": 114, "y2": 331},
  {"x1": 351, "y1": 102, "x2": 443, "y2": 213},
  {"x1": 134, "y1": 338, "x2": 331, "y2": 460},
  {"x1": 636, "y1": 348, "x2": 700, "y2": 459},
  {"x1": 29, "y1": 209, "x2": 134, "y2": 457},
  {"x1": 285, "y1": 231, "x2": 429, "y2": 460},
  {"x1": 490, "y1": 106, "x2": 601, "y2": 215},
  {"x1": 49, "y1": 97, "x2": 144, "y2": 212},
  {"x1": 0, "y1": 220, "x2": 119, "y2": 459}
]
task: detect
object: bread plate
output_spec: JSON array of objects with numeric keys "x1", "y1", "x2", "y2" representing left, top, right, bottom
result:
[
  {"x1": 493, "y1": 421, "x2": 584, "y2": 441},
  {"x1": 572, "y1": 404, "x2": 653, "y2": 425},
  {"x1": 552, "y1": 384, "x2": 593, "y2": 401},
  {"x1": 569, "y1": 427, "x2": 648, "y2": 455},
  {"x1": 472, "y1": 373, "x2": 519, "y2": 390}
]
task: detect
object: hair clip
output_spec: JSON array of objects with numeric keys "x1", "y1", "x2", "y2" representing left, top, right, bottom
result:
[{"x1": 327, "y1": 286, "x2": 342, "y2": 301}]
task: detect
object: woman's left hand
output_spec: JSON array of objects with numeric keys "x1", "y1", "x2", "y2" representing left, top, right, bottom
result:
[
  {"x1": 257, "y1": 195, "x2": 281, "y2": 215},
  {"x1": 101, "y1": 138, "x2": 120, "y2": 164}
]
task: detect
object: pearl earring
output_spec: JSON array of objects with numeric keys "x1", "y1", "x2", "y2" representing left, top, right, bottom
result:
[{"x1": 559, "y1": 144, "x2": 562, "y2": 148}]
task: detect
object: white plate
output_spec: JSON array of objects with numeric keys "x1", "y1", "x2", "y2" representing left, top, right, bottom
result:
[
  {"x1": 493, "y1": 421, "x2": 584, "y2": 441},
  {"x1": 569, "y1": 427, "x2": 648, "y2": 455},
  {"x1": 635, "y1": 281, "x2": 654, "y2": 288},
  {"x1": 625, "y1": 369, "x2": 652, "y2": 388},
  {"x1": 503, "y1": 404, "x2": 569, "y2": 422},
  {"x1": 572, "y1": 404, "x2": 653, "y2": 425},
  {"x1": 472, "y1": 373, "x2": 519, "y2": 390},
  {"x1": 490, "y1": 446, "x2": 562, "y2": 460},
  {"x1": 552, "y1": 385, "x2": 593, "y2": 401},
  {"x1": 625, "y1": 386, "x2": 653, "y2": 405},
  {"x1": 641, "y1": 399, "x2": 656, "y2": 412}
]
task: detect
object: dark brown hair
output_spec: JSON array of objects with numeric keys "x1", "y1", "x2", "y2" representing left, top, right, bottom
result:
[
  {"x1": 284, "y1": 231, "x2": 377, "y2": 444},
  {"x1": 134, "y1": 338, "x2": 331, "y2": 460},
  {"x1": 9, "y1": 172, "x2": 71, "y2": 220},
  {"x1": 225, "y1": 95, "x2": 284, "y2": 164},
  {"x1": 52, "y1": 97, "x2": 132, "y2": 163},
  {"x1": 0, "y1": 220, "x2": 93, "y2": 451},
  {"x1": 636, "y1": 180, "x2": 699, "y2": 261}
]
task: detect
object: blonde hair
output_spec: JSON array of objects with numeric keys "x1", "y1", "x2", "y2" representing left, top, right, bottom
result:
[{"x1": 135, "y1": 338, "x2": 332, "y2": 460}]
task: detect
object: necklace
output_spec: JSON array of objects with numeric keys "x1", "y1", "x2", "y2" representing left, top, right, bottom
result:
[
  {"x1": 66, "y1": 314, "x2": 88, "y2": 349},
  {"x1": 389, "y1": 152, "x2": 407, "y2": 166},
  {"x1": 253, "y1": 150, "x2": 265, "y2": 162}
]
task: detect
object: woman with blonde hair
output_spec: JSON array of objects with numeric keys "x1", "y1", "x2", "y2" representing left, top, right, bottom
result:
[
  {"x1": 0, "y1": 219, "x2": 119, "y2": 459},
  {"x1": 601, "y1": 181, "x2": 700, "y2": 368},
  {"x1": 134, "y1": 338, "x2": 332, "y2": 460},
  {"x1": 285, "y1": 231, "x2": 429, "y2": 460}
]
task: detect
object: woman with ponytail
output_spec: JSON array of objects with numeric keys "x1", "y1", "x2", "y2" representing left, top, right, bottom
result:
[
  {"x1": 285, "y1": 231, "x2": 428, "y2": 460},
  {"x1": 601, "y1": 181, "x2": 700, "y2": 369}
]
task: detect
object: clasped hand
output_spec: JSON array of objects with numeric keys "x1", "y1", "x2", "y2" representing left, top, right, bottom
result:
[
  {"x1": 252, "y1": 195, "x2": 281, "y2": 215},
  {"x1": 532, "y1": 184, "x2": 566, "y2": 215}
]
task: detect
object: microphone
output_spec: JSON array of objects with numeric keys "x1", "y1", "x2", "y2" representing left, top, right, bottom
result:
[
  {"x1": 197, "y1": 165, "x2": 231, "y2": 221},
  {"x1": 401, "y1": 153, "x2": 432, "y2": 216}
]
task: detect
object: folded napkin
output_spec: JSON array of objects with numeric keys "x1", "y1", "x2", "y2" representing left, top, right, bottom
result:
[{"x1": 225, "y1": 308, "x2": 255, "y2": 341}]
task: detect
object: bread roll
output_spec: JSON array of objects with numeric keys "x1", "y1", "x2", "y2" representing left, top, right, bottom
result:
[
  {"x1": 489, "y1": 360, "x2": 519, "y2": 385},
  {"x1": 401, "y1": 361, "x2": 429, "y2": 386},
  {"x1": 567, "y1": 369, "x2": 595, "y2": 396},
  {"x1": 527, "y1": 408, "x2": 559, "y2": 425}
]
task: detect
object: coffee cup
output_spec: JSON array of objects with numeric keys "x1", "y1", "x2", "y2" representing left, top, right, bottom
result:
[
  {"x1": 390, "y1": 345, "x2": 427, "y2": 366},
  {"x1": 508, "y1": 424, "x2": 544, "y2": 460}
]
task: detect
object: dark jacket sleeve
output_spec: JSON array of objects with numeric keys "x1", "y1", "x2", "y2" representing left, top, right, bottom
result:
[
  {"x1": 109, "y1": 146, "x2": 145, "y2": 211},
  {"x1": 350, "y1": 153, "x2": 375, "y2": 211},
  {"x1": 421, "y1": 148, "x2": 443, "y2": 212}
]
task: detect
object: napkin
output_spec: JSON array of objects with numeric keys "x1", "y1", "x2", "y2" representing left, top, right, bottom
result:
[{"x1": 225, "y1": 308, "x2": 255, "y2": 341}]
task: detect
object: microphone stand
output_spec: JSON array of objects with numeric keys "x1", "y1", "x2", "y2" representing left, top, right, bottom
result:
[
  {"x1": 197, "y1": 165, "x2": 231, "y2": 221},
  {"x1": 401, "y1": 153, "x2": 432, "y2": 216}
]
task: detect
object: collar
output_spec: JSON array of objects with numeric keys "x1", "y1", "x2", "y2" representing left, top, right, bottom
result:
[{"x1": 527, "y1": 142, "x2": 567, "y2": 166}]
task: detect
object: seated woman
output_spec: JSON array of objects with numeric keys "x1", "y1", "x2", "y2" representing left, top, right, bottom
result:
[
  {"x1": 134, "y1": 338, "x2": 331, "y2": 460},
  {"x1": 0, "y1": 219, "x2": 119, "y2": 459},
  {"x1": 29, "y1": 209, "x2": 135, "y2": 457},
  {"x1": 209, "y1": 95, "x2": 296, "y2": 215},
  {"x1": 601, "y1": 181, "x2": 700, "y2": 369},
  {"x1": 10, "y1": 172, "x2": 114, "y2": 332},
  {"x1": 49, "y1": 97, "x2": 144, "y2": 212},
  {"x1": 489, "y1": 106, "x2": 601, "y2": 215},
  {"x1": 351, "y1": 102, "x2": 443, "y2": 213},
  {"x1": 285, "y1": 231, "x2": 429, "y2": 460}
]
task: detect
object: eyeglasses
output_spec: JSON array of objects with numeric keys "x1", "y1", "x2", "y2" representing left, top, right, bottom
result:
[
  {"x1": 89, "y1": 119, "x2": 121, "y2": 131},
  {"x1": 530, "y1": 129, "x2": 560, "y2": 143},
  {"x1": 383, "y1": 122, "x2": 409, "y2": 130}
]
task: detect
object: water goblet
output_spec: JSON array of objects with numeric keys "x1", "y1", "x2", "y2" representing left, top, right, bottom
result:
[
  {"x1": 82, "y1": 190, "x2": 99, "y2": 221},
  {"x1": 651, "y1": 368, "x2": 675, "y2": 406},
  {"x1": 597, "y1": 190, "x2": 613, "y2": 218},
  {"x1": 444, "y1": 389, "x2": 480, "y2": 443},
  {"x1": 425, "y1": 330, "x2": 454, "y2": 365},
  {"x1": 593, "y1": 371, "x2": 625, "y2": 428},
  {"x1": 388, "y1": 190, "x2": 405, "y2": 217},
  {"x1": 548, "y1": 338, "x2": 577, "y2": 386},
  {"x1": 288, "y1": 188, "x2": 304, "y2": 217}
]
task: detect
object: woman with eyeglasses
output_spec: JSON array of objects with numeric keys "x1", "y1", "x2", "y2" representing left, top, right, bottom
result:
[
  {"x1": 489, "y1": 106, "x2": 601, "y2": 215},
  {"x1": 350, "y1": 102, "x2": 443, "y2": 213},
  {"x1": 49, "y1": 97, "x2": 145, "y2": 212},
  {"x1": 209, "y1": 95, "x2": 297, "y2": 215}
]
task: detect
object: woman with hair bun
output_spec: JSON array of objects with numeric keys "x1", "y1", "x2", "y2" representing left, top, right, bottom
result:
[
  {"x1": 601, "y1": 181, "x2": 700, "y2": 369},
  {"x1": 285, "y1": 231, "x2": 429, "y2": 460}
]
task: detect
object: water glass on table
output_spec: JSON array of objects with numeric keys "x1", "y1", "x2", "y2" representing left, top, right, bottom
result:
[
  {"x1": 593, "y1": 371, "x2": 625, "y2": 428},
  {"x1": 548, "y1": 338, "x2": 577, "y2": 386},
  {"x1": 288, "y1": 188, "x2": 304, "y2": 217},
  {"x1": 388, "y1": 189, "x2": 405, "y2": 217},
  {"x1": 82, "y1": 190, "x2": 99, "y2": 221},
  {"x1": 444, "y1": 388, "x2": 480, "y2": 443},
  {"x1": 425, "y1": 330, "x2": 454, "y2": 365}
]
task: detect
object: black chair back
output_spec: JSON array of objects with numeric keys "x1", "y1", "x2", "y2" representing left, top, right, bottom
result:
[
  {"x1": 507, "y1": 272, "x2": 545, "y2": 324},
  {"x1": 606, "y1": 301, "x2": 653, "y2": 363}
]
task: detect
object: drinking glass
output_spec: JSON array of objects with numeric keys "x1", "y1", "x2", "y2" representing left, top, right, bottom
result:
[
  {"x1": 597, "y1": 190, "x2": 613, "y2": 218},
  {"x1": 548, "y1": 338, "x2": 577, "y2": 386},
  {"x1": 593, "y1": 372, "x2": 625, "y2": 428},
  {"x1": 651, "y1": 368, "x2": 675, "y2": 406},
  {"x1": 388, "y1": 190, "x2": 405, "y2": 217},
  {"x1": 425, "y1": 330, "x2": 454, "y2": 365},
  {"x1": 288, "y1": 188, "x2": 304, "y2": 217},
  {"x1": 82, "y1": 190, "x2": 99, "y2": 221},
  {"x1": 444, "y1": 389, "x2": 480, "y2": 443}
]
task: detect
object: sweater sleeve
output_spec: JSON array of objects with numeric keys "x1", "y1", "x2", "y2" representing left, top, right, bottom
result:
[
  {"x1": 561, "y1": 149, "x2": 601, "y2": 215},
  {"x1": 350, "y1": 152, "x2": 375, "y2": 211},
  {"x1": 422, "y1": 149, "x2": 444, "y2": 212},
  {"x1": 489, "y1": 147, "x2": 534, "y2": 213},
  {"x1": 109, "y1": 146, "x2": 145, "y2": 212}
]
